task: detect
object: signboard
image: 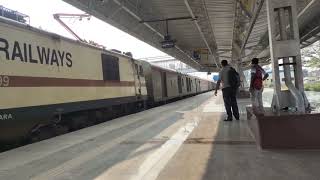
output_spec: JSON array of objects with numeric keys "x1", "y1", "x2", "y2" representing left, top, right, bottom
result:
[
  {"x1": 213, "y1": 75, "x2": 219, "y2": 81},
  {"x1": 193, "y1": 48, "x2": 209, "y2": 63}
]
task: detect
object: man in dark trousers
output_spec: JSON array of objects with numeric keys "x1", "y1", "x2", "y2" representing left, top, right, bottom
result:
[{"x1": 214, "y1": 60, "x2": 240, "y2": 121}]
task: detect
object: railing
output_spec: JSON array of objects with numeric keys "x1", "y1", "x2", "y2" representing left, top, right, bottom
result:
[{"x1": 0, "y1": 5, "x2": 29, "y2": 24}]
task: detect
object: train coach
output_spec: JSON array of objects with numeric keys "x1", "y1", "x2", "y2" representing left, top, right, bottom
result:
[
  {"x1": 142, "y1": 63, "x2": 215, "y2": 105},
  {"x1": 0, "y1": 16, "x2": 214, "y2": 146}
]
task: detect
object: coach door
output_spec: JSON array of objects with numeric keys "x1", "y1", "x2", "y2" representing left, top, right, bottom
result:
[
  {"x1": 161, "y1": 72, "x2": 168, "y2": 98},
  {"x1": 195, "y1": 80, "x2": 198, "y2": 92},
  {"x1": 134, "y1": 63, "x2": 142, "y2": 96},
  {"x1": 178, "y1": 75, "x2": 182, "y2": 94}
]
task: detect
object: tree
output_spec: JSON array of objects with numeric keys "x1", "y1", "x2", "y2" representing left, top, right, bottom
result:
[{"x1": 301, "y1": 41, "x2": 320, "y2": 68}]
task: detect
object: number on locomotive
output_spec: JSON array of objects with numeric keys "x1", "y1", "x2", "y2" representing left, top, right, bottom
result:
[{"x1": 0, "y1": 76, "x2": 10, "y2": 87}]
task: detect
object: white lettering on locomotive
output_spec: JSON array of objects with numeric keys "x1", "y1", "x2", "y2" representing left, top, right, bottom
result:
[{"x1": 0, "y1": 114, "x2": 13, "y2": 120}]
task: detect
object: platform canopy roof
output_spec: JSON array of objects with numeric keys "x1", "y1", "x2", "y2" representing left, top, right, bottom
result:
[{"x1": 63, "y1": 0, "x2": 320, "y2": 72}]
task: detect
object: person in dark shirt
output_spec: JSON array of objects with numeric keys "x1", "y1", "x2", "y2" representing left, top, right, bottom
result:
[{"x1": 215, "y1": 60, "x2": 240, "y2": 121}]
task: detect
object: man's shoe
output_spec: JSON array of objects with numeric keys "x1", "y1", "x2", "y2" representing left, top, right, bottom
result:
[
  {"x1": 235, "y1": 117, "x2": 240, "y2": 120},
  {"x1": 224, "y1": 118, "x2": 232, "y2": 121}
]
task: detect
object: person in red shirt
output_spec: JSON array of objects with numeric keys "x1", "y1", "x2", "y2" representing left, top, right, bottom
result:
[{"x1": 250, "y1": 58, "x2": 269, "y2": 114}]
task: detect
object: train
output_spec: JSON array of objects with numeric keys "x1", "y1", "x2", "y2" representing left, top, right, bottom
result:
[{"x1": 0, "y1": 16, "x2": 215, "y2": 146}]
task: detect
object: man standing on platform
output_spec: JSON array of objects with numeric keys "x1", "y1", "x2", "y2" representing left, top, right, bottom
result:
[
  {"x1": 214, "y1": 60, "x2": 240, "y2": 121},
  {"x1": 249, "y1": 58, "x2": 269, "y2": 114}
]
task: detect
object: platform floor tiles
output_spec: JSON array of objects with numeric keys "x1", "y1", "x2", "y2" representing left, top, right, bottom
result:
[{"x1": 1, "y1": 92, "x2": 320, "y2": 180}]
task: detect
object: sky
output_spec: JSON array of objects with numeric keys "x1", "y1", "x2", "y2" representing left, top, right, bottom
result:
[{"x1": 0, "y1": 0, "x2": 167, "y2": 59}]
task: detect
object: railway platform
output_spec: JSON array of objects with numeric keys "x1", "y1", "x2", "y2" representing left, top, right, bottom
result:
[{"x1": 1, "y1": 92, "x2": 320, "y2": 180}]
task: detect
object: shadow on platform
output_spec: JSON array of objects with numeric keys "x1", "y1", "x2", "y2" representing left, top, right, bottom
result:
[
  {"x1": 156, "y1": 94, "x2": 320, "y2": 180},
  {"x1": 201, "y1": 99, "x2": 320, "y2": 180}
]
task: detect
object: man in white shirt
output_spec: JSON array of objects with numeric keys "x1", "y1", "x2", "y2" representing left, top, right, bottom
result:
[{"x1": 215, "y1": 60, "x2": 240, "y2": 121}]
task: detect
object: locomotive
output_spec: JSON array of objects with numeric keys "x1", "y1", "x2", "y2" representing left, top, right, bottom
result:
[{"x1": 0, "y1": 16, "x2": 214, "y2": 146}]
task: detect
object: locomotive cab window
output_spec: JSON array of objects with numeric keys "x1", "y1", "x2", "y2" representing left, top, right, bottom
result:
[
  {"x1": 139, "y1": 65, "x2": 144, "y2": 76},
  {"x1": 101, "y1": 54, "x2": 120, "y2": 81}
]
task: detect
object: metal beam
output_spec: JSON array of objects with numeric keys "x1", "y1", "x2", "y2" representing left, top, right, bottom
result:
[
  {"x1": 235, "y1": 0, "x2": 253, "y2": 18},
  {"x1": 239, "y1": 0, "x2": 265, "y2": 57},
  {"x1": 184, "y1": 0, "x2": 220, "y2": 69},
  {"x1": 110, "y1": 0, "x2": 206, "y2": 70},
  {"x1": 300, "y1": 25, "x2": 320, "y2": 48},
  {"x1": 62, "y1": 0, "x2": 204, "y2": 70},
  {"x1": 231, "y1": 0, "x2": 242, "y2": 64},
  {"x1": 139, "y1": 16, "x2": 196, "y2": 23}
]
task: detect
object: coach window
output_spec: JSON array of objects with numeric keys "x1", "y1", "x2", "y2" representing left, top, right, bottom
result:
[
  {"x1": 135, "y1": 64, "x2": 139, "y2": 75},
  {"x1": 187, "y1": 78, "x2": 189, "y2": 91},
  {"x1": 139, "y1": 65, "x2": 144, "y2": 76},
  {"x1": 101, "y1": 54, "x2": 120, "y2": 81}
]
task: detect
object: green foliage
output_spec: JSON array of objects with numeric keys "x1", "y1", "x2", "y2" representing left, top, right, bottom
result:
[
  {"x1": 301, "y1": 41, "x2": 320, "y2": 68},
  {"x1": 306, "y1": 57, "x2": 320, "y2": 68},
  {"x1": 305, "y1": 82, "x2": 320, "y2": 92}
]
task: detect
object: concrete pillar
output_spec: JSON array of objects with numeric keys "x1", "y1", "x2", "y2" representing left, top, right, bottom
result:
[
  {"x1": 239, "y1": 64, "x2": 248, "y2": 88},
  {"x1": 231, "y1": 43, "x2": 248, "y2": 89},
  {"x1": 266, "y1": 0, "x2": 309, "y2": 113},
  {"x1": 234, "y1": 59, "x2": 248, "y2": 89}
]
